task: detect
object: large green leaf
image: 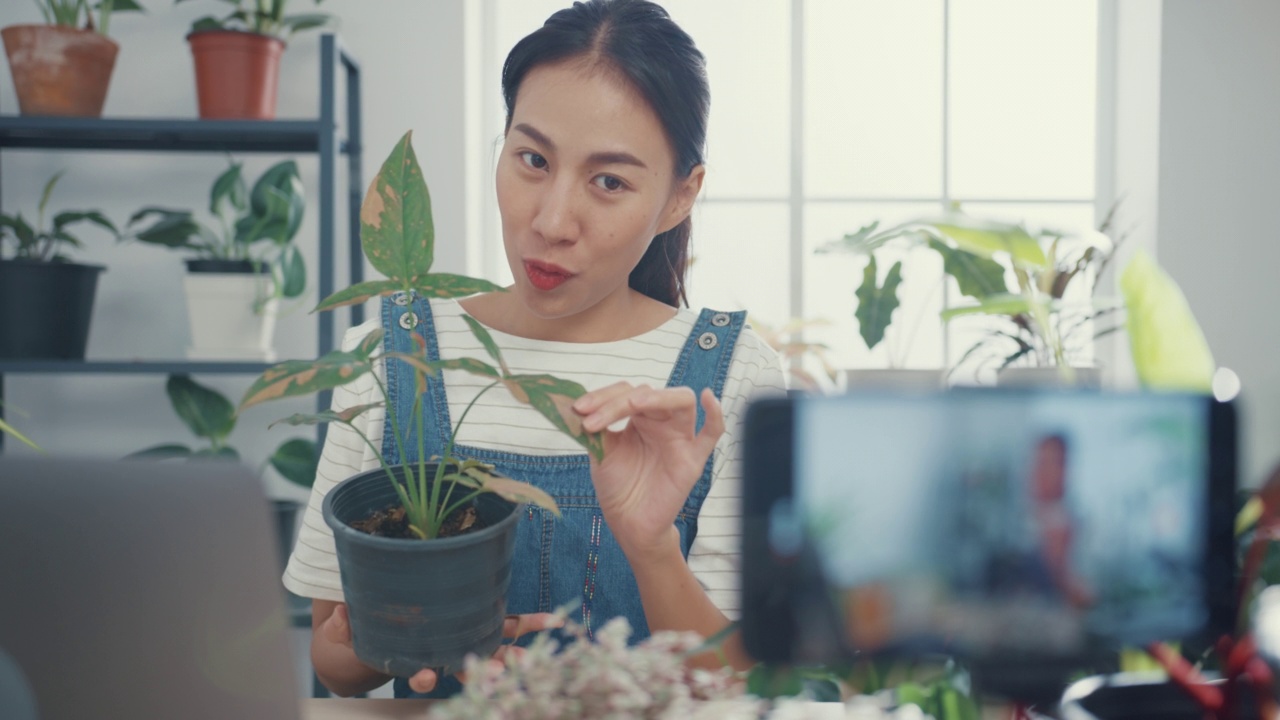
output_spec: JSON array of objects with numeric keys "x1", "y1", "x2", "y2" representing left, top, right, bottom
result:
[
  {"x1": 210, "y1": 162, "x2": 247, "y2": 215},
  {"x1": 276, "y1": 244, "x2": 306, "y2": 298},
  {"x1": 53, "y1": 210, "x2": 119, "y2": 237},
  {"x1": 929, "y1": 217, "x2": 1048, "y2": 270},
  {"x1": 267, "y1": 402, "x2": 384, "y2": 429},
  {"x1": 238, "y1": 329, "x2": 383, "y2": 410},
  {"x1": 451, "y1": 465, "x2": 560, "y2": 516},
  {"x1": 166, "y1": 374, "x2": 236, "y2": 442},
  {"x1": 940, "y1": 293, "x2": 1042, "y2": 321},
  {"x1": 816, "y1": 220, "x2": 929, "y2": 257},
  {"x1": 314, "y1": 280, "x2": 404, "y2": 312},
  {"x1": 413, "y1": 273, "x2": 506, "y2": 299},
  {"x1": 360, "y1": 131, "x2": 435, "y2": 285},
  {"x1": 461, "y1": 315, "x2": 507, "y2": 373},
  {"x1": 503, "y1": 374, "x2": 605, "y2": 461},
  {"x1": 928, "y1": 238, "x2": 1008, "y2": 300},
  {"x1": 1120, "y1": 250, "x2": 1214, "y2": 392},
  {"x1": 249, "y1": 160, "x2": 302, "y2": 218},
  {"x1": 853, "y1": 255, "x2": 903, "y2": 351},
  {"x1": 270, "y1": 438, "x2": 319, "y2": 488},
  {"x1": 127, "y1": 207, "x2": 203, "y2": 249}
]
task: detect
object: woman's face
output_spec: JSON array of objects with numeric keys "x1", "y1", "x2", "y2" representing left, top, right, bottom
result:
[{"x1": 496, "y1": 59, "x2": 702, "y2": 320}]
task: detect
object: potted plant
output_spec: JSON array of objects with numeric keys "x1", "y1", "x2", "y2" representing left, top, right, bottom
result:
[
  {"x1": 1, "y1": 0, "x2": 145, "y2": 117},
  {"x1": 0, "y1": 170, "x2": 120, "y2": 360},
  {"x1": 820, "y1": 206, "x2": 1126, "y2": 388},
  {"x1": 124, "y1": 158, "x2": 307, "y2": 361},
  {"x1": 235, "y1": 131, "x2": 604, "y2": 677},
  {"x1": 176, "y1": 0, "x2": 332, "y2": 119},
  {"x1": 126, "y1": 372, "x2": 318, "y2": 566}
]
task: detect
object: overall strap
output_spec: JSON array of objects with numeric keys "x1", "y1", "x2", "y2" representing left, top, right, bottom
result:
[
  {"x1": 378, "y1": 293, "x2": 450, "y2": 464},
  {"x1": 666, "y1": 309, "x2": 746, "y2": 516}
]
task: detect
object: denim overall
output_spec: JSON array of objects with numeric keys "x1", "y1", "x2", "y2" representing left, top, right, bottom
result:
[{"x1": 377, "y1": 295, "x2": 745, "y2": 699}]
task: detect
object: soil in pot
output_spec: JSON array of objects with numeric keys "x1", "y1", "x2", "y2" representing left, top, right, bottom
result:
[{"x1": 350, "y1": 503, "x2": 481, "y2": 540}]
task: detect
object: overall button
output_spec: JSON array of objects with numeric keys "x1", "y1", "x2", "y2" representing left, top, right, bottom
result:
[
  {"x1": 398, "y1": 311, "x2": 420, "y2": 330},
  {"x1": 711, "y1": 312, "x2": 731, "y2": 327},
  {"x1": 698, "y1": 332, "x2": 718, "y2": 350},
  {"x1": 392, "y1": 292, "x2": 412, "y2": 307}
]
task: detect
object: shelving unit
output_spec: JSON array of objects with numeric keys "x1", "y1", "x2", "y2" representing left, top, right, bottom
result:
[{"x1": 0, "y1": 34, "x2": 365, "y2": 450}]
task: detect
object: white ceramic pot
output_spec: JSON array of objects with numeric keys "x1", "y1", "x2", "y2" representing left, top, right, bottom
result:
[
  {"x1": 997, "y1": 366, "x2": 1102, "y2": 389},
  {"x1": 182, "y1": 261, "x2": 279, "y2": 361}
]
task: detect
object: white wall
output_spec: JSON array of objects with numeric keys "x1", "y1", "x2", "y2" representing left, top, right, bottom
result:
[
  {"x1": 0, "y1": 1, "x2": 471, "y2": 502},
  {"x1": 1157, "y1": 0, "x2": 1280, "y2": 487}
]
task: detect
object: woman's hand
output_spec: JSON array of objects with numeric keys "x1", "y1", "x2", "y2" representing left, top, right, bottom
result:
[
  {"x1": 318, "y1": 603, "x2": 562, "y2": 694},
  {"x1": 574, "y1": 383, "x2": 725, "y2": 561}
]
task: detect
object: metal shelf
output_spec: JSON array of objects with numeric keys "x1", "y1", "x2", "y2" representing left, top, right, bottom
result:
[
  {"x1": 0, "y1": 117, "x2": 354, "y2": 154},
  {"x1": 0, "y1": 360, "x2": 281, "y2": 374}
]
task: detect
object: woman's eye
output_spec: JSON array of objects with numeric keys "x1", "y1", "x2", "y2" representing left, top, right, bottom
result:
[
  {"x1": 593, "y1": 175, "x2": 624, "y2": 192},
  {"x1": 519, "y1": 151, "x2": 548, "y2": 170}
]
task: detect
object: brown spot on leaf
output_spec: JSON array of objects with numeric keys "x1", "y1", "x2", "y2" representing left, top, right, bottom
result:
[
  {"x1": 550, "y1": 393, "x2": 584, "y2": 435},
  {"x1": 361, "y1": 180, "x2": 387, "y2": 229},
  {"x1": 504, "y1": 379, "x2": 530, "y2": 404}
]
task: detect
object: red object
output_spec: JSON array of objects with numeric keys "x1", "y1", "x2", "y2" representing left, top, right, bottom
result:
[
  {"x1": 524, "y1": 260, "x2": 573, "y2": 291},
  {"x1": 1, "y1": 24, "x2": 119, "y2": 117},
  {"x1": 187, "y1": 30, "x2": 285, "y2": 119}
]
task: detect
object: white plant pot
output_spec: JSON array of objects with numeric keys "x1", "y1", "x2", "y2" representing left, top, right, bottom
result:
[
  {"x1": 842, "y1": 368, "x2": 945, "y2": 392},
  {"x1": 996, "y1": 366, "x2": 1102, "y2": 389},
  {"x1": 182, "y1": 270, "x2": 279, "y2": 361}
]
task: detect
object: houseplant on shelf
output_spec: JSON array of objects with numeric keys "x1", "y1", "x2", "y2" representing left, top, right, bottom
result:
[
  {"x1": 124, "y1": 158, "x2": 307, "y2": 361},
  {"x1": 236, "y1": 130, "x2": 604, "y2": 677},
  {"x1": 176, "y1": 0, "x2": 333, "y2": 119},
  {"x1": 125, "y1": 372, "x2": 319, "y2": 566},
  {"x1": 1, "y1": 0, "x2": 146, "y2": 117},
  {"x1": 0, "y1": 170, "x2": 120, "y2": 360}
]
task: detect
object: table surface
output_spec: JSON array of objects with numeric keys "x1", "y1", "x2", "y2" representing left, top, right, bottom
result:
[{"x1": 302, "y1": 699, "x2": 433, "y2": 720}]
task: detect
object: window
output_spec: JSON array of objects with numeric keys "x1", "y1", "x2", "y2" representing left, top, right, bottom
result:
[{"x1": 476, "y1": 0, "x2": 1104, "y2": 375}]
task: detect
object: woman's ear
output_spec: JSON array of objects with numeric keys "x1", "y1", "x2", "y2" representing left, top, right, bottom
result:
[{"x1": 657, "y1": 165, "x2": 706, "y2": 235}]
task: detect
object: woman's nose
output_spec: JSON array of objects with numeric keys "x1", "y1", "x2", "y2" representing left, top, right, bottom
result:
[{"x1": 530, "y1": 178, "x2": 581, "y2": 245}]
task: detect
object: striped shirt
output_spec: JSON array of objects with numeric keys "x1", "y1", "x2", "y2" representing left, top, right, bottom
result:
[{"x1": 283, "y1": 298, "x2": 786, "y2": 618}]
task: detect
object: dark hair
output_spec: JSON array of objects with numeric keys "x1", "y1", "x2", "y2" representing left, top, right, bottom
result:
[{"x1": 501, "y1": 0, "x2": 709, "y2": 308}]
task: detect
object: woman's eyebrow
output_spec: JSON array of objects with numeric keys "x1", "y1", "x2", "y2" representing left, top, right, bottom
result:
[{"x1": 513, "y1": 122, "x2": 648, "y2": 169}]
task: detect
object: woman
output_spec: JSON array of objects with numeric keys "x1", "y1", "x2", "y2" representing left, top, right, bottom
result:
[{"x1": 284, "y1": 0, "x2": 785, "y2": 698}]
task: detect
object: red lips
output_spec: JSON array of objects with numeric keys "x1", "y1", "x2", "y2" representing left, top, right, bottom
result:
[{"x1": 524, "y1": 260, "x2": 574, "y2": 291}]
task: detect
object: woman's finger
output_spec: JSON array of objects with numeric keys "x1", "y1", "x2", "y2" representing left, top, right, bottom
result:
[
  {"x1": 584, "y1": 386, "x2": 698, "y2": 433},
  {"x1": 321, "y1": 603, "x2": 352, "y2": 646},
  {"x1": 573, "y1": 381, "x2": 634, "y2": 415},
  {"x1": 407, "y1": 668, "x2": 438, "y2": 694},
  {"x1": 696, "y1": 388, "x2": 726, "y2": 454}
]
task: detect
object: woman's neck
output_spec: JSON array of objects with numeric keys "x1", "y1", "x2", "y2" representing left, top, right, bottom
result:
[{"x1": 459, "y1": 288, "x2": 677, "y2": 343}]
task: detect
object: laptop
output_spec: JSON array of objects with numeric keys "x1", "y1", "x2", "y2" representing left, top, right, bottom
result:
[{"x1": 0, "y1": 456, "x2": 302, "y2": 720}]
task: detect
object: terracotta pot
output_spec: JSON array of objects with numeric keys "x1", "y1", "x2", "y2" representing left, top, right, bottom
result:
[
  {"x1": 1, "y1": 25, "x2": 119, "y2": 117},
  {"x1": 187, "y1": 30, "x2": 285, "y2": 120}
]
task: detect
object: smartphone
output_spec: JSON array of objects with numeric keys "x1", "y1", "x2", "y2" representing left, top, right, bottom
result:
[{"x1": 741, "y1": 388, "x2": 1236, "y2": 690}]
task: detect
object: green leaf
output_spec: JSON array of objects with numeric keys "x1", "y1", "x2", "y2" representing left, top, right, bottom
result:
[
  {"x1": 238, "y1": 335, "x2": 380, "y2": 410},
  {"x1": 280, "y1": 12, "x2": 330, "y2": 33},
  {"x1": 413, "y1": 272, "x2": 506, "y2": 299},
  {"x1": 104, "y1": 0, "x2": 145, "y2": 12},
  {"x1": 37, "y1": 170, "x2": 66, "y2": 220},
  {"x1": 276, "y1": 244, "x2": 306, "y2": 298},
  {"x1": 125, "y1": 443, "x2": 193, "y2": 460},
  {"x1": 313, "y1": 279, "x2": 404, "y2": 312},
  {"x1": 461, "y1": 314, "x2": 507, "y2": 372},
  {"x1": 249, "y1": 160, "x2": 302, "y2": 218},
  {"x1": 360, "y1": 131, "x2": 436, "y2": 286},
  {"x1": 504, "y1": 374, "x2": 605, "y2": 461},
  {"x1": 940, "y1": 293, "x2": 1042, "y2": 322},
  {"x1": 1121, "y1": 249, "x2": 1215, "y2": 392},
  {"x1": 382, "y1": 353, "x2": 501, "y2": 381},
  {"x1": 190, "y1": 15, "x2": 224, "y2": 32},
  {"x1": 267, "y1": 402, "x2": 384, "y2": 429},
  {"x1": 166, "y1": 374, "x2": 237, "y2": 442},
  {"x1": 928, "y1": 237, "x2": 1008, "y2": 300},
  {"x1": 457, "y1": 466, "x2": 560, "y2": 515},
  {"x1": 270, "y1": 438, "x2": 319, "y2": 488},
  {"x1": 746, "y1": 665, "x2": 805, "y2": 699},
  {"x1": 930, "y1": 218, "x2": 1048, "y2": 270},
  {"x1": 192, "y1": 446, "x2": 241, "y2": 462},
  {"x1": 54, "y1": 209, "x2": 118, "y2": 237},
  {"x1": 210, "y1": 161, "x2": 247, "y2": 215},
  {"x1": 127, "y1": 207, "x2": 203, "y2": 248},
  {"x1": 854, "y1": 255, "x2": 903, "y2": 351}
]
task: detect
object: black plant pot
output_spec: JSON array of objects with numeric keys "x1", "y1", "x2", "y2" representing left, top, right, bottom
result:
[
  {"x1": 322, "y1": 465, "x2": 520, "y2": 678},
  {"x1": 1059, "y1": 673, "x2": 1259, "y2": 720},
  {"x1": 184, "y1": 259, "x2": 266, "y2": 274},
  {"x1": 0, "y1": 260, "x2": 103, "y2": 360}
]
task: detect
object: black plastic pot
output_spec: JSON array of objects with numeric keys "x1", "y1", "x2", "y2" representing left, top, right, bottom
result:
[
  {"x1": 0, "y1": 260, "x2": 103, "y2": 360},
  {"x1": 1059, "y1": 673, "x2": 1258, "y2": 720},
  {"x1": 322, "y1": 465, "x2": 520, "y2": 678},
  {"x1": 185, "y1": 259, "x2": 266, "y2": 274}
]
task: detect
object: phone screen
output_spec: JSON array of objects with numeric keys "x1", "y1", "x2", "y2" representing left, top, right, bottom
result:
[{"x1": 790, "y1": 390, "x2": 1213, "y2": 658}]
